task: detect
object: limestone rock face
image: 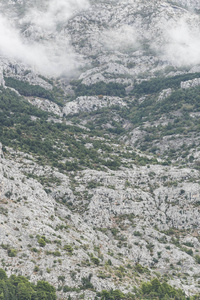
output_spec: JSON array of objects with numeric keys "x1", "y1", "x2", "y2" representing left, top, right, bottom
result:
[
  {"x1": 181, "y1": 78, "x2": 200, "y2": 89},
  {"x1": 0, "y1": 68, "x2": 5, "y2": 86},
  {"x1": 28, "y1": 98, "x2": 63, "y2": 116},
  {"x1": 1, "y1": 0, "x2": 200, "y2": 84},
  {"x1": 0, "y1": 146, "x2": 200, "y2": 298},
  {"x1": 157, "y1": 88, "x2": 172, "y2": 101},
  {"x1": 174, "y1": 0, "x2": 200, "y2": 9},
  {"x1": 63, "y1": 96, "x2": 127, "y2": 116},
  {"x1": 0, "y1": 143, "x2": 3, "y2": 158}
]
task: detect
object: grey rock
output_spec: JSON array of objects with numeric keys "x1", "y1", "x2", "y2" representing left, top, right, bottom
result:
[
  {"x1": 181, "y1": 78, "x2": 200, "y2": 89},
  {"x1": 28, "y1": 98, "x2": 63, "y2": 116},
  {"x1": 63, "y1": 96, "x2": 127, "y2": 116}
]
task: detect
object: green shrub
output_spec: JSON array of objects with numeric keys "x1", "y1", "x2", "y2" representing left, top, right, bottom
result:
[
  {"x1": 38, "y1": 238, "x2": 46, "y2": 247},
  {"x1": 7, "y1": 249, "x2": 17, "y2": 257},
  {"x1": 34, "y1": 266, "x2": 39, "y2": 272},
  {"x1": 63, "y1": 244, "x2": 73, "y2": 254},
  {"x1": 135, "y1": 263, "x2": 145, "y2": 274},
  {"x1": 58, "y1": 276, "x2": 65, "y2": 283},
  {"x1": 195, "y1": 255, "x2": 200, "y2": 264},
  {"x1": 81, "y1": 274, "x2": 93, "y2": 290},
  {"x1": 91, "y1": 257, "x2": 100, "y2": 266},
  {"x1": 53, "y1": 251, "x2": 61, "y2": 257},
  {"x1": 133, "y1": 231, "x2": 142, "y2": 236},
  {"x1": 0, "y1": 269, "x2": 7, "y2": 280}
]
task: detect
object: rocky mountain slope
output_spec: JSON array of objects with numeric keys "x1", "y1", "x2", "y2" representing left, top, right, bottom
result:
[{"x1": 0, "y1": 0, "x2": 200, "y2": 299}]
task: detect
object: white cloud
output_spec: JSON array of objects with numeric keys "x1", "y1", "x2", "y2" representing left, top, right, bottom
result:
[
  {"x1": 101, "y1": 25, "x2": 140, "y2": 53},
  {"x1": 23, "y1": 0, "x2": 90, "y2": 31},
  {"x1": 155, "y1": 18, "x2": 200, "y2": 66},
  {"x1": 0, "y1": 0, "x2": 90, "y2": 76}
]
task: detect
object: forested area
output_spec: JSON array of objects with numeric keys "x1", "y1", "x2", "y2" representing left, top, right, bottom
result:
[
  {"x1": 73, "y1": 81, "x2": 126, "y2": 98},
  {"x1": 0, "y1": 269, "x2": 56, "y2": 299},
  {"x1": 0, "y1": 87, "x2": 123, "y2": 171},
  {"x1": 132, "y1": 72, "x2": 200, "y2": 95},
  {"x1": 0, "y1": 268, "x2": 196, "y2": 300},
  {"x1": 4, "y1": 77, "x2": 55, "y2": 101},
  {"x1": 97, "y1": 278, "x2": 192, "y2": 299}
]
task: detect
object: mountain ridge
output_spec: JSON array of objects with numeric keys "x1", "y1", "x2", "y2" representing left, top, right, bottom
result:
[{"x1": 0, "y1": 0, "x2": 200, "y2": 299}]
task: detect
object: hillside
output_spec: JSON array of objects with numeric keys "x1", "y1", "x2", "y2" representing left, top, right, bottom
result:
[{"x1": 0, "y1": 0, "x2": 200, "y2": 299}]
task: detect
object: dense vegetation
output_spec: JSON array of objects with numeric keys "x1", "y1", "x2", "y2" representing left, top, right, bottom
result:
[
  {"x1": 124, "y1": 86, "x2": 200, "y2": 125},
  {"x1": 0, "y1": 269, "x2": 56, "y2": 299},
  {"x1": 70, "y1": 80, "x2": 200, "y2": 130},
  {"x1": 4, "y1": 77, "x2": 59, "y2": 104},
  {"x1": 132, "y1": 72, "x2": 200, "y2": 95},
  {"x1": 126, "y1": 86, "x2": 200, "y2": 158},
  {"x1": 73, "y1": 81, "x2": 126, "y2": 98},
  {"x1": 2, "y1": 72, "x2": 200, "y2": 170},
  {"x1": 1, "y1": 269, "x2": 197, "y2": 300},
  {"x1": 0, "y1": 87, "x2": 123, "y2": 171},
  {"x1": 72, "y1": 83, "x2": 200, "y2": 164},
  {"x1": 97, "y1": 278, "x2": 197, "y2": 299}
]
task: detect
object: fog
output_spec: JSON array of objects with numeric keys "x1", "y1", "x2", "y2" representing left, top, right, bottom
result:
[
  {"x1": 161, "y1": 18, "x2": 200, "y2": 66},
  {"x1": 101, "y1": 15, "x2": 200, "y2": 68},
  {"x1": 0, "y1": 0, "x2": 200, "y2": 77},
  {"x1": 0, "y1": 0, "x2": 90, "y2": 76},
  {"x1": 101, "y1": 25, "x2": 140, "y2": 53},
  {"x1": 23, "y1": 0, "x2": 90, "y2": 31}
]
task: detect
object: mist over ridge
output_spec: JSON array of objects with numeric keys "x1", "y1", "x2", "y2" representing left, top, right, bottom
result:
[
  {"x1": 0, "y1": 0, "x2": 91, "y2": 76},
  {"x1": 0, "y1": 0, "x2": 200, "y2": 77}
]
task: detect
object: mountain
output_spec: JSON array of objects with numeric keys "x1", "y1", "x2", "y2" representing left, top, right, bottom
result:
[{"x1": 0, "y1": 0, "x2": 200, "y2": 299}]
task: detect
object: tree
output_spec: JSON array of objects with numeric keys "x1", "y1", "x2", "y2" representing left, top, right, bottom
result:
[
  {"x1": 16, "y1": 283, "x2": 33, "y2": 300},
  {"x1": 36, "y1": 281, "x2": 56, "y2": 300},
  {"x1": 0, "y1": 270, "x2": 7, "y2": 281}
]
